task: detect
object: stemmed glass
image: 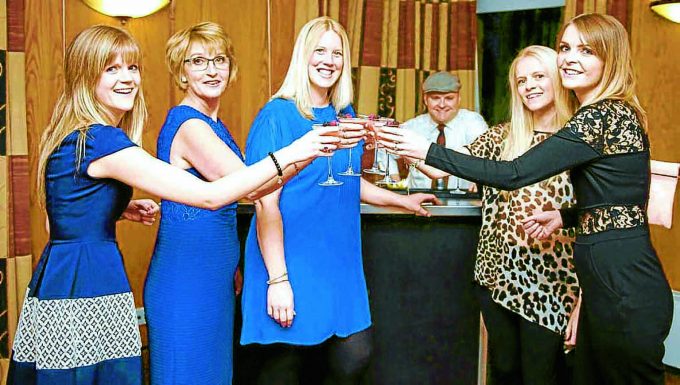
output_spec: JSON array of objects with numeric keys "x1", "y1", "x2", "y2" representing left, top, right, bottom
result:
[
  {"x1": 312, "y1": 123, "x2": 343, "y2": 187},
  {"x1": 363, "y1": 120, "x2": 386, "y2": 175},
  {"x1": 374, "y1": 120, "x2": 399, "y2": 186},
  {"x1": 337, "y1": 116, "x2": 364, "y2": 177},
  {"x1": 450, "y1": 175, "x2": 466, "y2": 195}
]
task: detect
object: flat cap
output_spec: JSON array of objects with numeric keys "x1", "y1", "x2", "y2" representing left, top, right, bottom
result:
[{"x1": 422, "y1": 71, "x2": 461, "y2": 93}]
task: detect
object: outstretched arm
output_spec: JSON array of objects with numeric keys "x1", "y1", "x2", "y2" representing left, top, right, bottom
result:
[{"x1": 379, "y1": 127, "x2": 600, "y2": 191}]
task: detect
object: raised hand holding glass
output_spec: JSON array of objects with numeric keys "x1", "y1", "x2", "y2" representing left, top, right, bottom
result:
[{"x1": 312, "y1": 122, "x2": 343, "y2": 186}]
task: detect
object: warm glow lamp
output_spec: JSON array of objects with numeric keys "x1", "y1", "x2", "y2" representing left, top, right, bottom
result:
[
  {"x1": 650, "y1": 0, "x2": 680, "y2": 23},
  {"x1": 82, "y1": 0, "x2": 170, "y2": 19}
]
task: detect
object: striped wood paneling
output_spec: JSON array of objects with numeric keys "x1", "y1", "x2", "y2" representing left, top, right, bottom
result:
[{"x1": 631, "y1": 0, "x2": 680, "y2": 290}]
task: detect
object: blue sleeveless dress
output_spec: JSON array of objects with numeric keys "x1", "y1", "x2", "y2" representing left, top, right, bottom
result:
[
  {"x1": 144, "y1": 105, "x2": 242, "y2": 385},
  {"x1": 8, "y1": 124, "x2": 142, "y2": 385},
  {"x1": 241, "y1": 98, "x2": 371, "y2": 345}
]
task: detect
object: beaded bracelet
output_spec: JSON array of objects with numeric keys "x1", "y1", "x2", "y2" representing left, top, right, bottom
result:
[{"x1": 268, "y1": 152, "x2": 284, "y2": 185}]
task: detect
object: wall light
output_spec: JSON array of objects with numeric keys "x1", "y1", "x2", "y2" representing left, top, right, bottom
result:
[
  {"x1": 650, "y1": 0, "x2": 680, "y2": 23},
  {"x1": 82, "y1": 0, "x2": 170, "y2": 19}
]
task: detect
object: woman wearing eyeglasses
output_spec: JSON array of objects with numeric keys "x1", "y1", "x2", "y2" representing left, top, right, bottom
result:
[{"x1": 143, "y1": 22, "x2": 317, "y2": 384}]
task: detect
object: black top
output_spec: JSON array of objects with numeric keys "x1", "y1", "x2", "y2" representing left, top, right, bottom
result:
[{"x1": 426, "y1": 99, "x2": 649, "y2": 235}]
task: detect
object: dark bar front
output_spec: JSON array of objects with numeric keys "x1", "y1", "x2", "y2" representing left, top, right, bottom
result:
[{"x1": 235, "y1": 200, "x2": 482, "y2": 384}]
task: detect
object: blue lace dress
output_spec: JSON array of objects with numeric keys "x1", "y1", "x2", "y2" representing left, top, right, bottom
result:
[
  {"x1": 8, "y1": 124, "x2": 142, "y2": 385},
  {"x1": 144, "y1": 105, "x2": 242, "y2": 385}
]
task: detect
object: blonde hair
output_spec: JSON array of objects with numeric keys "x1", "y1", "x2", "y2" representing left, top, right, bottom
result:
[
  {"x1": 273, "y1": 16, "x2": 353, "y2": 119},
  {"x1": 558, "y1": 13, "x2": 647, "y2": 129},
  {"x1": 502, "y1": 45, "x2": 576, "y2": 160},
  {"x1": 166, "y1": 21, "x2": 238, "y2": 91},
  {"x1": 36, "y1": 25, "x2": 147, "y2": 205}
]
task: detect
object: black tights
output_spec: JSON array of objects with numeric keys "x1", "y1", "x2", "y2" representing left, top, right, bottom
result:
[{"x1": 254, "y1": 328, "x2": 372, "y2": 385}]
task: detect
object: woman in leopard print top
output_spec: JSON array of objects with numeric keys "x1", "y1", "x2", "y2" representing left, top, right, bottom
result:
[
  {"x1": 410, "y1": 45, "x2": 580, "y2": 385},
  {"x1": 381, "y1": 14, "x2": 673, "y2": 385}
]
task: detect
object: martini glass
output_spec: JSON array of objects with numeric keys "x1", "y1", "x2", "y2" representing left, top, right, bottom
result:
[
  {"x1": 374, "y1": 121, "x2": 400, "y2": 186},
  {"x1": 363, "y1": 120, "x2": 386, "y2": 175},
  {"x1": 337, "y1": 117, "x2": 365, "y2": 177},
  {"x1": 312, "y1": 123, "x2": 343, "y2": 186}
]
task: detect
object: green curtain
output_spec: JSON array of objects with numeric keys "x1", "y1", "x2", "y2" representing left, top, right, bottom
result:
[{"x1": 478, "y1": 7, "x2": 563, "y2": 126}]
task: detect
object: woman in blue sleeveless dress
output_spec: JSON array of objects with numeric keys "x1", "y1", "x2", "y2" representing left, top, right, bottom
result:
[
  {"x1": 8, "y1": 24, "x2": 339, "y2": 385},
  {"x1": 144, "y1": 22, "x2": 264, "y2": 385},
  {"x1": 241, "y1": 17, "x2": 437, "y2": 385}
]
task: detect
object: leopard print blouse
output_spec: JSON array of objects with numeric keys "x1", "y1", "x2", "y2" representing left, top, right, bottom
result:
[{"x1": 466, "y1": 123, "x2": 580, "y2": 334}]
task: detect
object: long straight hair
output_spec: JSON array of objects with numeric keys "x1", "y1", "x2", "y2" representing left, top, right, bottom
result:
[
  {"x1": 557, "y1": 13, "x2": 647, "y2": 130},
  {"x1": 502, "y1": 45, "x2": 576, "y2": 160},
  {"x1": 36, "y1": 25, "x2": 147, "y2": 205},
  {"x1": 273, "y1": 16, "x2": 353, "y2": 119}
]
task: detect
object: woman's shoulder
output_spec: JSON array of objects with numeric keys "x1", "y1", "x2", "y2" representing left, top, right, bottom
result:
[
  {"x1": 484, "y1": 122, "x2": 510, "y2": 143},
  {"x1": 87, "y1": 123, "x2": 126, "y2": 138},
  {"x1": 164, "y1": 105, "x2": 213, "y2": 125},
  {"x1": 261, "y1": 97, "x2": 297, "y2": 114},
  {"x1": 574, "y1": 98, "x2": 633, "y2": 117}
]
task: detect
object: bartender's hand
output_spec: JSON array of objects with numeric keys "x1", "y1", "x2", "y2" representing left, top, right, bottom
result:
[
  {"x1": 468, "y1": 183, "x2": 478, "y2": 193},
  {"x1": 267, "y1": 282, "x2": 295, "y2": 328},
  {"x1": 522, "y1": 209, "x2": 563, "y2": 239},
  {"x1": 401, "y1": 193, "x2": 442, "y2": 217}
]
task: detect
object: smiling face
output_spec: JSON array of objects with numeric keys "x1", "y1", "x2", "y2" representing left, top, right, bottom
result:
[
  {"x1": 558, "y1": 24, "x2": 605, "y2": 103},
  {"x1": 307, "y1": 30, "x2": 343, "y2": 106},
  {"x1": 515, "y1": 56, "x2": 555, "y2": 114},
  {"x1": 183, "y1": 41, "x2": 230, "y2": 103},
  {"x1": 95, "y1": 54, "x2": 140, "y2": 124},
  {"x1": 424, "y1": 92, "x2": 460, "y2": 125}
]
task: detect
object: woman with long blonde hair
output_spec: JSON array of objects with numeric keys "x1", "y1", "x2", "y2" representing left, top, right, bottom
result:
[
  {"x1": 380, "y1": 13, "x2": 672, "y2": 385},
  {"x1": 409, "y1": 45, "x2": 579, "y2": 384},
  {"x1": 240, "y1": 16, "x2": 437, "y2": 384},
  {"x1": 7, "y1": 24, "x2": 337, "y2": 385}
]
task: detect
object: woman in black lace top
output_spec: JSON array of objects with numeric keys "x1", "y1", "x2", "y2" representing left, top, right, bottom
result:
[{"x1": 379, "y1": 13, "x2": 672, "y2": 385}]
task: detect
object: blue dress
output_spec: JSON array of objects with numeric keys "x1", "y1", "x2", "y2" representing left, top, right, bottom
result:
[
  {"x1": 241, "y1": 98, "x2": 371, "y2": 345},
  {"x1": 8, "y1": 124, "x2": 142, "y2": 385},
  {"x1": 144, "y1": 105, "x2": 242, "y2": 384}
]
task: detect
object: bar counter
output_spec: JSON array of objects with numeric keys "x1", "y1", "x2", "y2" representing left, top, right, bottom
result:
[{"x1": 234, "y1": 196, "x2": 483, "y2": 385}]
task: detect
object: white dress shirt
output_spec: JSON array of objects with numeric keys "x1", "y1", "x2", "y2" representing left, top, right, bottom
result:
[{"x1": 382, "y1": 109, "x2": 488, "y2": 189}]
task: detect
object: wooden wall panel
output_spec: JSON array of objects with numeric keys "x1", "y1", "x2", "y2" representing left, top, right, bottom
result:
[
  {"x1": 0, "y1": 0, "x2": 6, "y2": 49},
  {"x1": 24, "y1": 0, "x2": 63, "y2": 269},
  {"x1": 631, "y1": 1, "x2": 680, "y2": 290},
  {"x1": 270, "y1": 0, "x2": 297, "y2": 95},
  {"x1": 7, "y1": 0, "x2": 23, "y2": 52}
]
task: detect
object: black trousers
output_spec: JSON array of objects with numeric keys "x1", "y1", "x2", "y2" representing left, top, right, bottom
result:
[
  {"x1": 572, "y1": 227, "x2": 673, "y2": 385},
  {"x1": 477, "y1": 284, "x2": 568, "y2": 385}
]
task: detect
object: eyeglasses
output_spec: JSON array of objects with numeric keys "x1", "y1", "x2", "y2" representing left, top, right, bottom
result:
[{"x1": 183, "y1": 55, "x2": 229, "y2": 72}]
